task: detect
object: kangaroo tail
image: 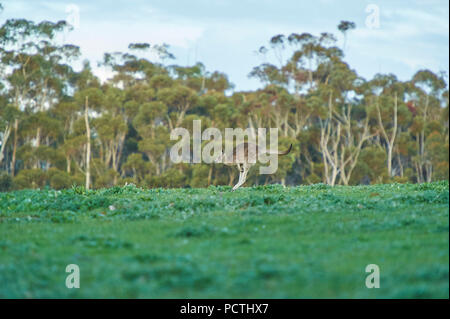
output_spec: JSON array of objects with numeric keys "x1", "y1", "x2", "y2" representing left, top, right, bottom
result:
[
  {"x1": 279, "y1": 144, "x2": 292, "y2": 156},
  {"x1": 267, "y1": 144, "x2": 292, "y2": 156}
]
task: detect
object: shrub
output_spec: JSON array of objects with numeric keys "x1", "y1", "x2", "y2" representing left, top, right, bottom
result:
[
  {"x1": 146, "y1": 168, "x2": 186, "y2": 188},
  {"x1": 48, "y1": 169, "x2": 73, "y2": 190},
  {"x1": 392, "y1": 176, "x2": 409, "y2": 184},
  {"x1": 95, "y1": 169, "x2": 119, "y2": 188},
  {"x1": 13, "y1": 169, "x2": 47, "y2": 189},
  {"x1": 0, "y1": 173, "x2": 13, "y2": 192}
]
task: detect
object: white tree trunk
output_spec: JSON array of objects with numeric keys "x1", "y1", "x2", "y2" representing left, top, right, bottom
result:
[{"x1": 84, "y1": 96, "x2": 91, "y2": 190}]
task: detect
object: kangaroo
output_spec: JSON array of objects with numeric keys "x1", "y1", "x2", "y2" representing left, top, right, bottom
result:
[{"x1": 215, "y1": 142, "x2": 292, "y2": 191}]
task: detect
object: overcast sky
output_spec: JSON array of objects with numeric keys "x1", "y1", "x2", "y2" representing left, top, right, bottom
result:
[{"x1": 1, "y1": 0, "x2": 448, "y2": 91}]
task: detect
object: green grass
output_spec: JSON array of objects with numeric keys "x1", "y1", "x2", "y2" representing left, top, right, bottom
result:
[{"x1": 0, "y1": 181, "x2": 448, "y2": 298}]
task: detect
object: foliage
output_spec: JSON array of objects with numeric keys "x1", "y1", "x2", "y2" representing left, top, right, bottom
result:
[
  {"x1": 0, "y1": 13, "x2": 448, "y2": 190},
  {"x1": 0, "y1": 172, "x2": 13, "y2": 191},
  {"x1": 0, "y1": 182, "x2": 448, "y2": 298}
]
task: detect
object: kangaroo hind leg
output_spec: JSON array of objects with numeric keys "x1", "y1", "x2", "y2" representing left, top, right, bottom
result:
[{"x1": 232, "y1": 163, "x2": 249, "y2": 191}]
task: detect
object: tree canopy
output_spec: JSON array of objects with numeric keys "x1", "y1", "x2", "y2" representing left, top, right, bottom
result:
[{"x1": 0, "y1": 13, "x2": 448, "y2": 191}]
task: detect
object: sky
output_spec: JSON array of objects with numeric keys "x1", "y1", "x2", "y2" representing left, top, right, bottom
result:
[{"x1": 1, "y1": 0, "x2": 449, "y2": 91}]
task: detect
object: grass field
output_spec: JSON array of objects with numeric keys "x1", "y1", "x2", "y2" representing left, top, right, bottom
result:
[{"x1": 0, "y1": 181, "x2": 448, "y2": 298}]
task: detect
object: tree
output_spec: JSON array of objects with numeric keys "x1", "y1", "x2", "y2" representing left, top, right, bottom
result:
[
  {"x1": 410, "y1": 70, "x2": 447, "y2": 182},
  {"x1": 84, "y1": 95, "x2": 91, "y2": 189},
  {"x1": 337, "y1": 20, "x2": 356, "y2": 52},
  {"x1": 364, "y1": 74, "x2": 404, "y2": 178},
  {"x1": 0, "y1": 18, "x2": 79, "y2": 174},
  {"x1": 0, "y1": 17, "x2": 448, "y2": 189},
  {"x1": 73, "y1": 63, "x2": 103, "y2": 189}
]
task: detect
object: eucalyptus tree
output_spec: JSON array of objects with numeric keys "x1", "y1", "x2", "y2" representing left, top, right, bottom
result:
[
  {"x1": 249, "y1": 35, "x2": 289, "y2": 88},
  {"x1": 101, "y1": 43, "x2": 177, "y2": 180},
  {"x1": 72, "y1": 62, "x2": 103, "y2": 189},
  {"x1": 363, "y1": 74, "x2": 411, "y2": 178},
  {"x1": 337, "y1": 20, "x2": 356, "y2": 52},
  {"x1": 409, "y1": 70, "x2": 447, "y2": 182},
  {"x1": 317, "y1": 58, "x2": 373, "y2": 185},
  {"x1": 251, "y1": 32, "x2": 343, "y2": 131},
  {"x1": 158, "y1": 85, "x2": 199, "y2": 129},
  {"x1": 286, "y1": 32, "x2": 340, "y2": 93},
  {"x1": 102, "y1": 42, "x2": 174, "y2": 86},
  {"x1": 0, "y1": 18, "x2": 79, "y2": 174},
  {"x1": 0, "y1": 96, "x2": 20, "y2": 167},
  {"x1": 93, "y1": 85, "x2": 128, "y2": 184},
  {"x1": 122, "y1": 153, "x2": 153, "y2": 185},
  {"x1": 132, "y1": 100, "x2": 168, "y2": 175}
]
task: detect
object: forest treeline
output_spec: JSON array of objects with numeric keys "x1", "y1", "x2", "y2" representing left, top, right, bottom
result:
[{"x1": 0, "y1": 11, "x2": 448, "y2": 190}]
